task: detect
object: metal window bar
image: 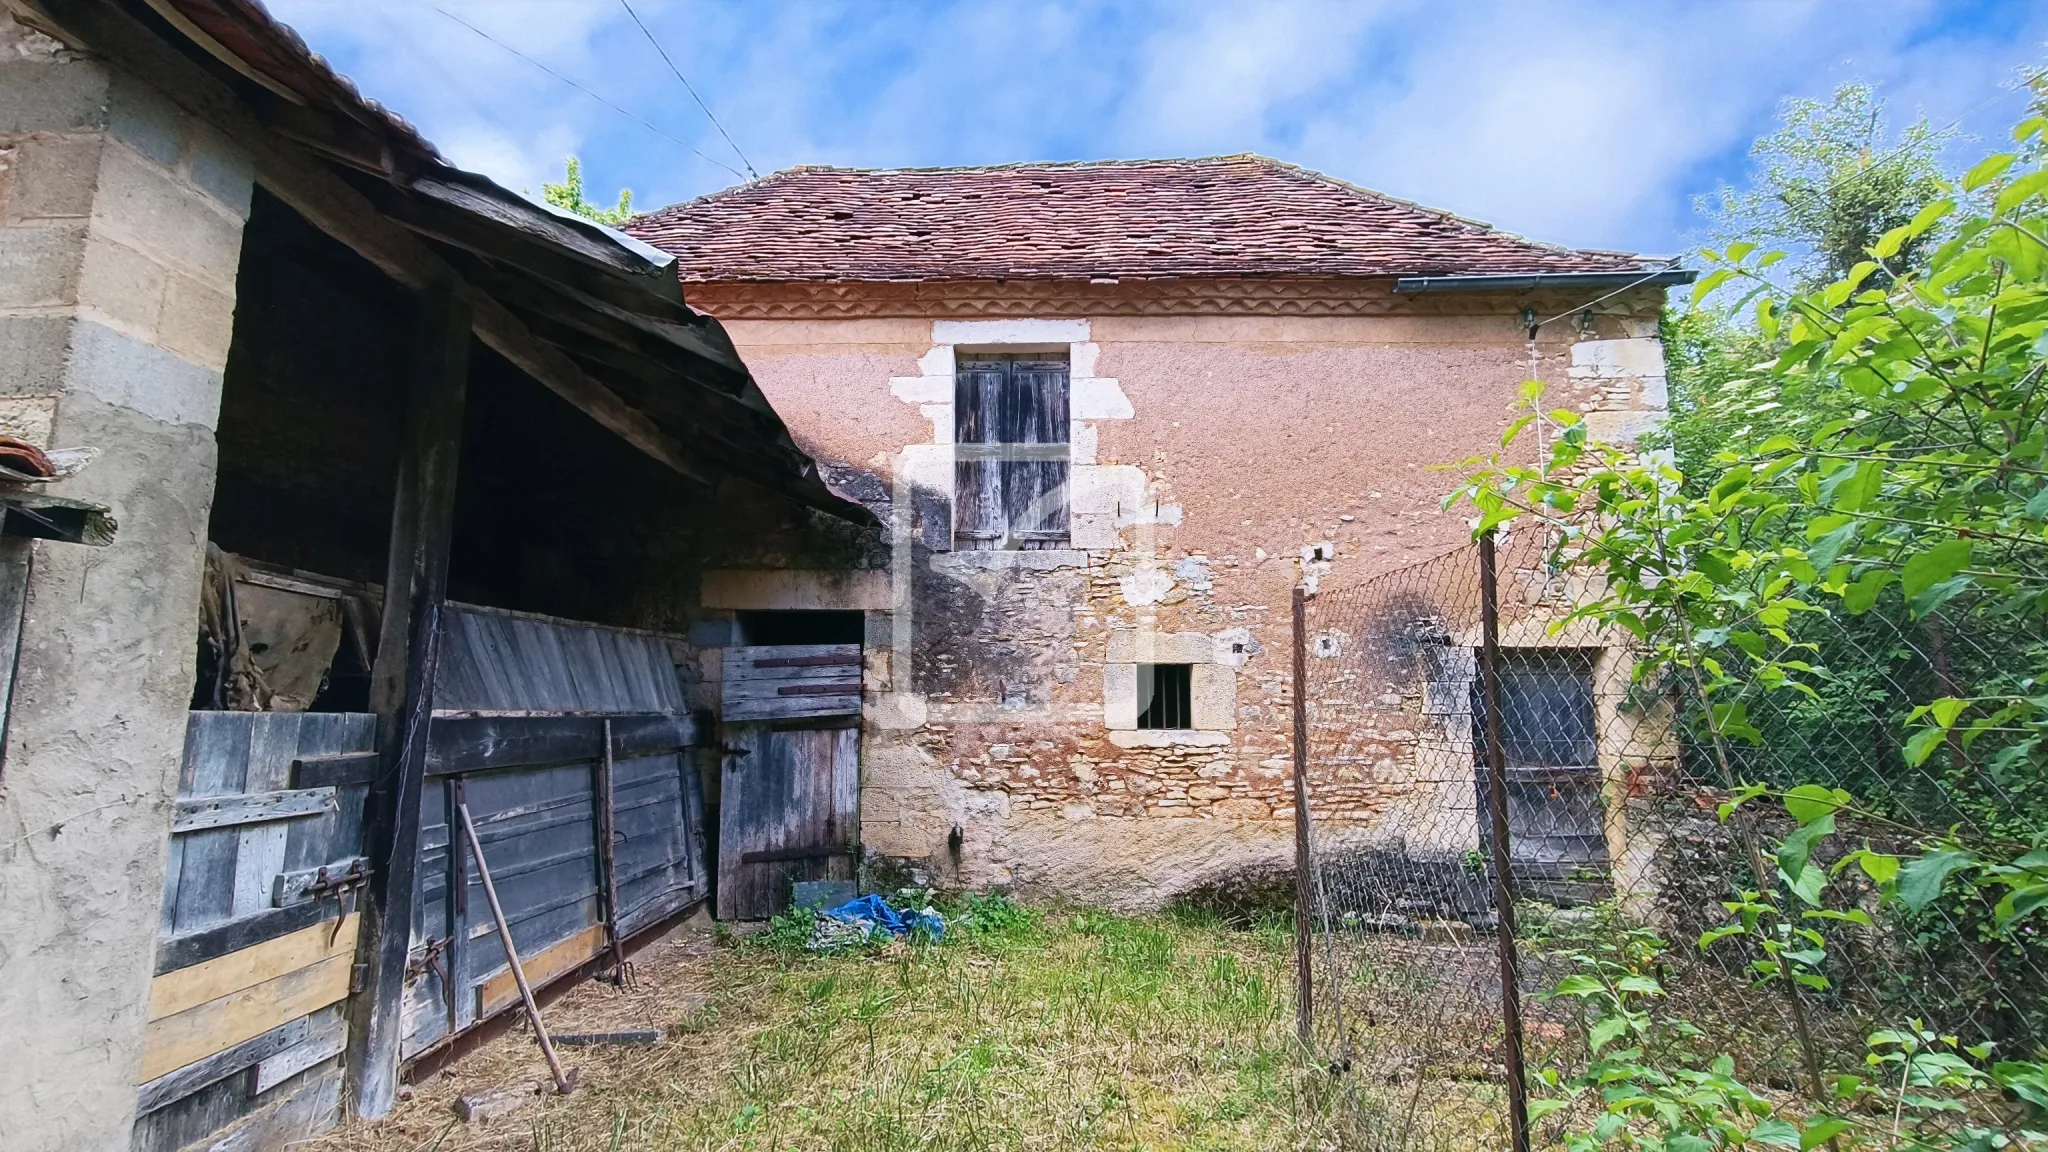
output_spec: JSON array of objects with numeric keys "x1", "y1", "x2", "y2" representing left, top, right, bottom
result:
[{"x1": 1137, "y1": 663, "x2": 1192, "y2": 729}]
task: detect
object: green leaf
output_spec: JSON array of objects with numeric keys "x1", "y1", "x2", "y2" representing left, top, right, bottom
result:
[
  {"x1": 1692, "y1": 268, "x2": 1736, "y2": 304},
  {"x1": 1900, "y1": 539, "x2": 1972, "y2": 600},
  {"x1": 1964, "y1": 153, "x2": 2017, "y2": 192},
  {"x1": 1992, "y1": 1061, "x2": 2048, "y2": 1110},
  {"x1": 1903, "y1": 726, "x2": 1948, "y2": 768},
  {"x1": 1549, "y1": 974, "x2": 1606, "y2": 997},
  {"x1": 1786, "y1": 860, "x2": 1829, "y2": 907},
  {"x1": 1896, "y1": 849, "x2": 1976, "y2": 910},
  {"x1": 1783, "y1": 784, "x2": 1850, "y2": 825},
  {"x1": 1778, "y1": 815, "x2": 1836, "y2": 882},
  {"x1": 1929, "y1": 697, "x2": 1968, "y2": 729},
  {"x1": 1823, "y1": 460, "x2": 1883, "y2": 512},
  {"x1": 1856, "y1": 851, "x2": 1900, "y2": 886},
  {"x1": 1800, "y1": 1117, "x2": 1855, "y2": 1149},
  {"x1": 1750, "y1": 1117, "x2": 1803, "y2": 1147},
  {"x1": 1995, "y1": 169, "x2": 2048, "y2": 216},
  {"x1": 1526, "y1": 1098, "x2": 1572, "y2": 1122},
  {"x1": 1588, "y1": 1013, "x2": 1628, "y2": 1053}
]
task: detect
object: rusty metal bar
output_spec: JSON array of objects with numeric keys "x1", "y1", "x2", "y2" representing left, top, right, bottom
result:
[
  {"x1": 1291, "y1": 583, "x2": 1314, "y2": 1046},
  {"x1": 1478, "y1": 531, "x2": 1532, "y2": 1152}
]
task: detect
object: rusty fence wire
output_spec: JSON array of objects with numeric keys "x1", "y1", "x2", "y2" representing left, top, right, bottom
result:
[{"x1": 1294, "y1": 533, "x2": 2048, "y2": 1151}]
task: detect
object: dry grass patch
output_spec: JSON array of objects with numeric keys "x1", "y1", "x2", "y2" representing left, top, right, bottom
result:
[{"x1": 311, "y1": 900, "x2": 1368, "y2": 1151}]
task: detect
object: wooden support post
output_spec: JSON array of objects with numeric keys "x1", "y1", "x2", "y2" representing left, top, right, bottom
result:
[
  {"x1": 1290, "y1": 584, "x2": 1315, "y2": 1046},
  {"x1": 1478, "y1": 532, "x2": 1532, "y2": 1152},
  {"x1": 594, "y1": 719, "x2": 628, "y2": 983},
  {"x1": 345, "y1": 284, "x2": 472, "y2": 1119}
]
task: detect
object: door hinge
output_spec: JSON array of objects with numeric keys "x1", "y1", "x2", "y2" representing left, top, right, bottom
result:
[{"x1": 350, "y1": 963, "x2": 368, "y2": 994}]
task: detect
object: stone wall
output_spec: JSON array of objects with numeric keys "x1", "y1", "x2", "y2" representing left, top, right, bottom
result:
[
  {"x1": 693, "y1": 281, "x2": 1673, "y2": 911},
  {"x1": 0, "y1": 12, "x2": 252, "y2": 1150}
]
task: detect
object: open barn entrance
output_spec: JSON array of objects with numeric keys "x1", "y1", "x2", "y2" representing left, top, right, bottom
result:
[{"x1": 138, "y1": 178, "x2": 874, "y2": 1146}]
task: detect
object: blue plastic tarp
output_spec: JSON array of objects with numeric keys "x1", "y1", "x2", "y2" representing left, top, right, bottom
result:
[{"x1": 818, "y1": 894, "x2": 945, "y2": 942}]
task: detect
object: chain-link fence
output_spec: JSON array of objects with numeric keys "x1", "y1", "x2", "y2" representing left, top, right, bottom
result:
[{"x1": 1293, "y1": 533, "x2": 2047, "y2": 1150}]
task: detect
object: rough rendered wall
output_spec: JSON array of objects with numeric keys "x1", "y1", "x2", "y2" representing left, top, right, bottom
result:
[
  {"x1": 706, "y1": 288, "x2": 1669, "y2": 911},
  {"x1": 0, "y1": 16, "x2": 248, "y2": 1149}
]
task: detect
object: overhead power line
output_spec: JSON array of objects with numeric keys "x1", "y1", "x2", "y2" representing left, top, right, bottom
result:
[
  {"x1": 616, "y1": 0, "x2": 759, "y2": 180},
  {"x1": 434, "y1": 6, "x2": 746, "y2": 183}
]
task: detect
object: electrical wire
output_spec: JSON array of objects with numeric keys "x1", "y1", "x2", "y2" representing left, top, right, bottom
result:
[
  {"x1": 433, "y1": 6, "x2": 746, "y2": 182},
  {"x1": 616, "y1": 0, "x2": 759, "y2": 180}
]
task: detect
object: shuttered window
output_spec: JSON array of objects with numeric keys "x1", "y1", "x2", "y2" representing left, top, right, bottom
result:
[{"x1": 954, "y1": 354, "x2": 1070, "y2": 549}]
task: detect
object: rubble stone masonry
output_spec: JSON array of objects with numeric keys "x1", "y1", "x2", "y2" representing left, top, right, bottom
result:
[{"x1": 694, "y1": 279, "x2": 1671, "y2": 910}]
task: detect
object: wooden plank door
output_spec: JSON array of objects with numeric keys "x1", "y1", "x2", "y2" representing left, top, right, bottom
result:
[
  {"x1": 717, "y1": 723, "x2": 859, "y2": 920},
  {"x1": 136, "y1": 711, "x2": 377, "y2": 1152}
]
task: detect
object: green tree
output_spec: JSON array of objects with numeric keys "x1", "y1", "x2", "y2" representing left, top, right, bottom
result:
[
  {"x1": 1699, "y1": 83, "x2": 1958, "y2": 291},
  {"x1": 542, "y1": 156, "x2": 634, "y2": 226}
]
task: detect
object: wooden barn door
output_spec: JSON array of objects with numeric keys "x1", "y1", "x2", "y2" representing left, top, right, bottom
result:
[
  {"x1": 718, "y1": 643, "x2": 862, "y2": 920},
  {"x1": 718, "y1": 724, "x2": 859, "y2": 920},
  {"x1": 136, "y1": 711, "x2": 378, "y2": 1151}
]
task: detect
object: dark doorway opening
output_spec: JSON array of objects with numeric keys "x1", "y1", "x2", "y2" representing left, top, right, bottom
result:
[{"x1": 736, "y1": 610, "x2": 864, "y2": 646}]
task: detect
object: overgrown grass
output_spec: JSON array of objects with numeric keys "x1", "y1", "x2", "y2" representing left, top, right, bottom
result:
[{"x1": 343, "y1": 901, "x2": 1356, "y2": 1151}]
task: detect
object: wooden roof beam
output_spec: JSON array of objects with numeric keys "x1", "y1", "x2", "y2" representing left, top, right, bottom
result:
[{"x1": 23, "y1": 0, "x2": 712, "y2": 488}]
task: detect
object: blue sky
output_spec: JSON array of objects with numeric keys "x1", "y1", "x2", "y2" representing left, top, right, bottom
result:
[{"x1": 268, "y1": 0, "x2": 2047, "y2": 258}]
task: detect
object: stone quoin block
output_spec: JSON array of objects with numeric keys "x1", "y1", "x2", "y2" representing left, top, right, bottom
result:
[
  {"x1": 5, "y1": 134, "x2": 103, "y2": 221},
  {"x1": 1189, "y1": 663, "x2": 1238, "y2": 731}
]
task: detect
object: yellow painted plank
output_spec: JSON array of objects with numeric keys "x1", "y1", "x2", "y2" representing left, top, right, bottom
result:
[
  {"x1": 149, "y1": 914, "x2": 360, "y2": 1022},
  {"x1": 141, "y1": 954, "x2": 351, "y2": 1082},
  {"x1": 475, "y1": 925, "x2": 605, "y2": 1020}
]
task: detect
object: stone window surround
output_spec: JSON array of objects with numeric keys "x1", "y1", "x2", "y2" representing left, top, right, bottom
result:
[
  {"x1": 890, "y1": 318, "x2": 1179, "y2": 559},
  {"x1": 1102, "y1": 629, "x2": 1238, "y2": 748}
]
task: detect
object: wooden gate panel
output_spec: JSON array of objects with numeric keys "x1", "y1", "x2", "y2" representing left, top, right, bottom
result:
[
  {"x1": 140, "y1": 711, "x2": 375, "y2": 1150},
  {"x1": 718, "y1": 724, "x2": 859, "y2": 920}
]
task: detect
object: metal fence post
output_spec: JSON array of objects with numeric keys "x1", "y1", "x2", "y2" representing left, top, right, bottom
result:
[
  {"x1": 1478, "y1": 531, "x2": 1532, "y2": 1152},
  {"x1": 1291, "y1": 583, "x2": 1315, "y2": 1047}
]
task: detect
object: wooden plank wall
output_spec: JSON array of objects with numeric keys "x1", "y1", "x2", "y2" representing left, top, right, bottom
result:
[
  {"x1": 138, "y1": 712, "x2": 376, "y2": 1152},
  {"x1": 722, "y1": 643, "x2": 861, "y2": 721},
  {"x1": 435, "y1": 603, "x2": 688, "y2": 713},
  {"x1": 400, "y1": 605, "x2": 706, "y2": 1060}
]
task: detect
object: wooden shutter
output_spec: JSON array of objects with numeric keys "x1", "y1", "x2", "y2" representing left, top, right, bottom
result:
[
  {"x1": 954, "y1": 358, "x2": 1007, "y2": 547},
  {"x1": 954, "y1": 355, "x2": 1069, "y2": 549}
]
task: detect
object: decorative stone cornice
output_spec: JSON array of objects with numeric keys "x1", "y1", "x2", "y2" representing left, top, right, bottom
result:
[{"x1": 682, "y1": 277, "x2": 1667, "y2": 321}]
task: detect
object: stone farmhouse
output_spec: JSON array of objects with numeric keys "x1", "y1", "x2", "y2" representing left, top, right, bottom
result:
[{"x1": 628, "y1": 157, "x2": 1690, "y2": 911}]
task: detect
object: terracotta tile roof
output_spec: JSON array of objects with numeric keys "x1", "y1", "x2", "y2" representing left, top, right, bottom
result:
[{"x1": 628, "y1": 156, "x2": 1658, "y2": 283}]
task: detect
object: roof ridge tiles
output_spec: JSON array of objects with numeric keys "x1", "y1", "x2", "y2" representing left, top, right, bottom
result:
[{"x1": 627, "y1": 156, "x2": 1658, "y2": 282}]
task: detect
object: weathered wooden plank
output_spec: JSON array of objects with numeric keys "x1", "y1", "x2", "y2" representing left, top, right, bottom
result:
[
  {"x1": 722, "y1": 678, "x2": 861, "y2": 700},
  {"x1": 198, "y1": 1060, "x2": 343, "y2": 1152},
  {"x1": 135, "y1": 1015, "x2": 309, "y2": 1116},
  {"x1": 253, "y1": 1007, "x2": 346, "y2": 1094},
  {"x1": 423, "y1": 713, "x2": 695, "y2": 776},
  {"x1": 290, "y1": 751, "x2": 380, "y2": 788},
  {"x1": 175, "y1": 788, "x2": 338, "y2": 833},
  {"x1": 723, "y1": 644, "x2": 860, "y2": 678},
  {"x1": 272, "y1": 857, "x2": 368, "y2": 907},
  {"x1": 722, "y1": 693, "x2": 861, "y2": 722},
  {"x1": 141, "y1": 952, "x2": 353, "y2": 1081},
  {"x1": 473, "y1": 924, "x2": 604, "y2": 1020},
  {"x1": 157, "y1": 899, "x2": 339, "y2": 976},
  {"x1": 150, "y1": 914, "x2": 360, "y2": 1022},
  {"x1": 173, "y1": 713, "x2": 255, "y2": 935}
]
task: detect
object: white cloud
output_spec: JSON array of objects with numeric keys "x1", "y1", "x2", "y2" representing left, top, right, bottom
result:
[{"x1": 260, "y1": 0, "x2": 2048, "y2": 255}]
